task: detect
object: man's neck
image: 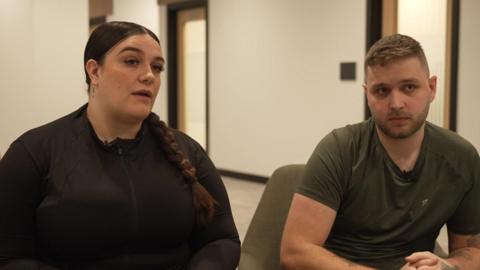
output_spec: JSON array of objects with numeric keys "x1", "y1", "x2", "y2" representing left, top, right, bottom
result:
[
  {"x1": 86, "y1": 103, "x2": 141, "y2": 143},
  {"x1": 376, "y1": 124, "x2": 425, "y2": 172}
]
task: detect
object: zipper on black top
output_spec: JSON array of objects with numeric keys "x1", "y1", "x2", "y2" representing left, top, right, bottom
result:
[{"x1": 117, "y1": 145, "x2": 139, "y2": 236}]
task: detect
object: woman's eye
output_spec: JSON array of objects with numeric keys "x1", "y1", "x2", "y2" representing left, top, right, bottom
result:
[
  {"x1": 152, "y1": 64, "x2": 165, "y2": 73},
  {"x1": 124, "y1": 59, "x2": 139, "y2": 66}
]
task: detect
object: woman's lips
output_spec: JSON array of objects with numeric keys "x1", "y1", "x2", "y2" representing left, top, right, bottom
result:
[{"x1": 132, "y1": 90, "x2": 152, "y2": 98}]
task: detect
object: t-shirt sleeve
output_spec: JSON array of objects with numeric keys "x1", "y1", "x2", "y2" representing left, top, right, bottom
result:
[
  {"x1": 447, "y1": 150, "x2": 480, "y2": 235},
  {"x1": 179, "y1": 136, "x2": 240, "y2": 270},
  {"x1": 296, "y1": 131, "x2": 348, "y2": 211}
]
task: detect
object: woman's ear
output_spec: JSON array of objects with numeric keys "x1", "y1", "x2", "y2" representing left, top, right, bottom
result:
[{"x1": 85, "y1": 59, "x2": 100, "y2": 85}]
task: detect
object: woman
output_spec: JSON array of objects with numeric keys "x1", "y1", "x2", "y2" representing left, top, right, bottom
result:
[{"x1": 0, "y1": 21, "x2": 240, "y2": 269}]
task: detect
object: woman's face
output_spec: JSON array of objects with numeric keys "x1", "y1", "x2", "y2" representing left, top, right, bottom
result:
[{"x1": 88, "y1": 33, "x2": 164, "y2": 123}]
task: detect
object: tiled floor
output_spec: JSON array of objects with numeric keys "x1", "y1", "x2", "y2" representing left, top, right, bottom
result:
[
  {"x1": 222, "y1": 176, "x2": 449, "y2": 253},
  {"x1": 223, "y1": 176, "x2": 265, "y2": 241}
]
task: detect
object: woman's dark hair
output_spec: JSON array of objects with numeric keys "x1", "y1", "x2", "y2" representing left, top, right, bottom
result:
[
  {"x1": 147, "y1": 114, "x2": 217, "y2": 226},
  {"x1": 84, "y1": 21, "x2": 216, "y2": 226},
  {"x1": 84, "y1": 21, "x2": 159, "y2": 87}
]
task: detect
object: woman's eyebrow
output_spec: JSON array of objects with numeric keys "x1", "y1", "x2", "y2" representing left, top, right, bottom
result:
[
  {"x1": 117, "y1": 46, "x2": 143, "y2": 55},
  {"x1": 117, "y1": 46, "x2": 165, "y2": 63}
]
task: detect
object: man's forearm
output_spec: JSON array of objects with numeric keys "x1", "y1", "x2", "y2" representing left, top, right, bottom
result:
[
  {"x1": 282, "y1": 243, "x2": 375, "y2": 270},
  {"x1": 446, "y1": 247, "x2": 480, "y2": 270}
]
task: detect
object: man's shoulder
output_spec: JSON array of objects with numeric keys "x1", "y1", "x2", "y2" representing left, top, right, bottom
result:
[
  {"x1": 310, "y1": 119, "x2": 375, "y2": 166},
  {"x1": 327, "y1": 118, "x2": 374, "y2": 147},
  {"x1": 426, "y1": 122, "x2": 479, "y2": 158},
  {"x1": 425, "y1": 122, "x2": 479, "y2": 180}
]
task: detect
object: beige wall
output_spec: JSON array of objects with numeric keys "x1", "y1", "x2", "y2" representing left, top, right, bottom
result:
[
  {"x1": 209, "y1": 0, "x2": 366, "y2": 176},
  {"x1": 0, "y1": 0, "x2": 88, "y2": 155},
  {"x1": 457, "y1": 0, "x2": 480, "y2": 151},
  {"x1": 397, "y1": 0, "x2": 447, "y2": 127},
  {"x1": 2, "y1": 1, "x2": 476, "y2": 175}
]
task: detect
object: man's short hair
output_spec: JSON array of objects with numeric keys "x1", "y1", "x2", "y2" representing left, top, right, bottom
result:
[{"x1": 365, "y1": 34, "x2": 429, "y2": 76}]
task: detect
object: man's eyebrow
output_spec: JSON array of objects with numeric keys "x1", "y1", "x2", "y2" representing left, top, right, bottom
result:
[
  {"x1": 368, "y1": 78, "x2": 421, "y2": 89},
  {"x1": 117, "y1": 46, "x2": 165, "y2": 63},
  {"x1": 369, "y1": 82, "x2": 389, "y2": 89},
  {"x1": 399, "y1": 78, "x2": 420, "y2": 84}
]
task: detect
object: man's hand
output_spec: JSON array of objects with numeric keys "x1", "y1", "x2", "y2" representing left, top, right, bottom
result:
[
  {"x1": 399, "y1": 262, "x2": 417, "y2": 270},
  {"x1": 399, "y1": 251, "x2": 459, "y2": 270}
]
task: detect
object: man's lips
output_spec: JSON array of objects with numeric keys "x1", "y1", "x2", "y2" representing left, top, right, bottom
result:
[
  {"x1": 388, "y1": 116, "x2": 410, "y2": 125},
  {"x1": 389, "y1": 116, "x2": 409, "y2": 120}
]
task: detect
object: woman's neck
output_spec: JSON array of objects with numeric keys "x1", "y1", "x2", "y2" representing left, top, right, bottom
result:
[{"x1": 86, "y1": 103, "x2": 142, "y2": 143}]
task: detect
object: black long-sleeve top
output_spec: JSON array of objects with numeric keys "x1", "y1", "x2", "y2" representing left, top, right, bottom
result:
[{"x1": 0, "y1": 105, "x2": 240, "y2": 270}]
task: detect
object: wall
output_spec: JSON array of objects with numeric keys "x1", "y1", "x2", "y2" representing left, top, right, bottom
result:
[
  {"x1": 0, "y1": 0, "x2": 88, "y2": 155},
  {"x1": 209, "y1": 0, "x2": 366, "y2": 176},
  {"x1": 1, "y1": 1, "x2": 476, "y2": 173},
  {"x1": 457, "y1": 0, "x2": 480, "y2": 151},
  {"x1": 397, "y1": 0, "x2": 447, "y2": 127}
]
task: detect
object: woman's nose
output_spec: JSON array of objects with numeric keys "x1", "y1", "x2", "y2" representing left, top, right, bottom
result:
[{"x1": 139, "y1": 66, "x2": 155, "y2": 84}]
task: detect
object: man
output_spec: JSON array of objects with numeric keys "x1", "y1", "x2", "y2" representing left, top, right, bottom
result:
[{"x1": 280, "y1": 34, "x2": 480, "y2": 269}]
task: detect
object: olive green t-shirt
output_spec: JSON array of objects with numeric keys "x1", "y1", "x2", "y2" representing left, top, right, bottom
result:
[{"x1": 297, "y1": 118, "x2": 480, "y2": 269}]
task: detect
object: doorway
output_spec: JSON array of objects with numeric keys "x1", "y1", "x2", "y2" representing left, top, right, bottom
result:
[{"x1": 167, "y1": 1, "x2": 208, "y2": 150}]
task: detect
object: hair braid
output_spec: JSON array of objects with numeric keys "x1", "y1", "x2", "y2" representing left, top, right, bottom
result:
[{"x1": 146, "y1": 113, "x2": 216, "y2": 226}]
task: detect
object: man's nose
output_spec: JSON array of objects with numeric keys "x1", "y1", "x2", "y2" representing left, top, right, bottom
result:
[{"x1": 389, "y1": 89, "x2": 405, "y2": 110}]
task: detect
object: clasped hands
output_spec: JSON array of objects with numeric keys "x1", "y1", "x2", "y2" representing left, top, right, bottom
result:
[{"x1": 400, "y1": 251, "x2": 458, "y2": 270}]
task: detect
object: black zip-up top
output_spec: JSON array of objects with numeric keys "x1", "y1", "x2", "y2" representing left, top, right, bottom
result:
[{"x1": 0, "y1": 105, "x2": 240, "y2": 270}]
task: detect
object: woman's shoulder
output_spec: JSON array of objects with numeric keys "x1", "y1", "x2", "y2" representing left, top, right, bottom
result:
[
  {"x1": 171, "y1": 129, "x2": 205, "y2": 153},
  {"x1": 17, "y1": 105, "x2": 87, "y2": 146}
]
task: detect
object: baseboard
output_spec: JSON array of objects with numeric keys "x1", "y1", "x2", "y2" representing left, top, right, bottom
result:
[{"x1": 218, "y1": 168, "x2": 268, "y2": 183}]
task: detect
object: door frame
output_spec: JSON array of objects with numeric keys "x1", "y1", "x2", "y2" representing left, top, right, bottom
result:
[{"x1": 167, "y1": 0, "x2": 209, "y2": 151}]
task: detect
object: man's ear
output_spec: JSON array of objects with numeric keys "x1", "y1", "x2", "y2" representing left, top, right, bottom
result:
[
  {"x1": 85, "y1": 59, "x2": 101, "y2": 85},
  {"x1": 428, "y1": 75, "x2": 437, "y2": 102},
  {"x1": 363, "y1": 83, "x2": 374, "y2": 114}
]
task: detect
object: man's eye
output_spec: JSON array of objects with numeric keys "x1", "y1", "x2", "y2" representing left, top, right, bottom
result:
[
  {"x1": 124, "y1": 59, "x2": 139, "y2": 65},
  {"x1": 375, "y1": 88, "x2": 389, "y2": 96},
  {"x1": 403, "y1": 84, "x2": 417, "y2": 92}
]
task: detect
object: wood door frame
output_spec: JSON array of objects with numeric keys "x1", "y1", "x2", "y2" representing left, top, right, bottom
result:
[
  {"x1": 166, "y1": 0, "x2": 209, "y2": 151},
  {"x1": 176, "y1": 7, "x2": 205, "y2": 132},
  {"x1": 445, "y1": 0, "x2": 460, "y2": 131},
  {"x1": 365, "y1": 0, "x2": 383, "y2": 120}
]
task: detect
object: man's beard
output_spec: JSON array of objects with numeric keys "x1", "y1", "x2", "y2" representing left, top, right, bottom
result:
[{"x1": 372, "y1": 103, "x2": 430, "y2": 139}]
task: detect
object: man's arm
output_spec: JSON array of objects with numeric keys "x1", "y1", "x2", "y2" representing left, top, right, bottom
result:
[
  {"x1": 280, "y1": 194, "x2": 375, "y2": 270},
  {"x1": 445, "y1": 231, "x2": 480, "y2": 269},
  {"x1": 403, "y1": 231, "x2": 480, "y2": 270}
]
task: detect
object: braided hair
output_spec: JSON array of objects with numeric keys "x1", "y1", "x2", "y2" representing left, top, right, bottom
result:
[
  {"x1": 84, "y1": 21, "x2": 216, "y2": 225},
  {"x1": 146, "y1": 113, "x2": 216, "y2": 226}
]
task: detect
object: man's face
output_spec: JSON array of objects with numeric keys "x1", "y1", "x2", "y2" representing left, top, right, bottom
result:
[{"x1": 364, "y1": 57, "x2": 437, "y2": 139}]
